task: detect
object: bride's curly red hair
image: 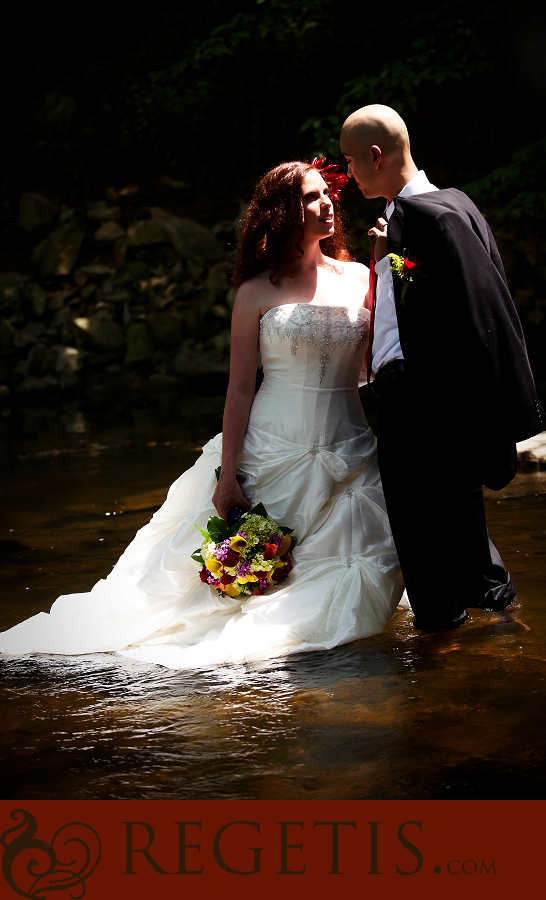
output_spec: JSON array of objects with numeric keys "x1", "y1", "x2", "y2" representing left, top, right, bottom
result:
[{"x1": 232, "y1": 161, "x2": 351, "y2": 287}]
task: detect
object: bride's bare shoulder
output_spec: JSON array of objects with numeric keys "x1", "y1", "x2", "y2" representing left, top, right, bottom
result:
[
  {"x1": 323, "y1": 256, "x2": 369, "y2": 281},
  {"x1": 235, "y1": 270, "x2": 278, "y2": 313},
  {"x1": 342, "y1": 260, "x2": 370, "y2": 283}
]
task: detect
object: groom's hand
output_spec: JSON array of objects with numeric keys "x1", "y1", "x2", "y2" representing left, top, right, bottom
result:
[{"x1": 368, "y1": 218, "x2": 389, "y2": 262}]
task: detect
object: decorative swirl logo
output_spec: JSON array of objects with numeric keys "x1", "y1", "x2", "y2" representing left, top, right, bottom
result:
[{"x1": 1, "y1": 809, "x2": 101, "y2": 899}]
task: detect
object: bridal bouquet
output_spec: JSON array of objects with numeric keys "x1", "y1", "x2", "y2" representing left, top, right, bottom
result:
[{"x1": 192, "y1": 503, "x2": 296, "y2": 599}]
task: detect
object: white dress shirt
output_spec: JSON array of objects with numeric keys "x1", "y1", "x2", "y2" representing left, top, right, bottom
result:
[{"x1": 371, "y1": 170, "x2": 438, "y2": 374}]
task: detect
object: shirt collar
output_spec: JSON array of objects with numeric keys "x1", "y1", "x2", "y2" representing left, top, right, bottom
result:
[{"x1": 385, "y1": 170, "x2": 438, "y2": 219}]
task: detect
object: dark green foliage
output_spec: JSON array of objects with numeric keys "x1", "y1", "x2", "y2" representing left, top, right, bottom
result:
[
  {"x1": 1, "y1": 0, "x2": 545, "y2": 404},
  {"x1": 464, "y1": 136, "x2": 546, "y2": 218}
]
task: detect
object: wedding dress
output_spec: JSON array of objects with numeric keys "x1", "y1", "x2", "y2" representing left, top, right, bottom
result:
[{"x1": 0, "y1": 301, "x2": 403, "y2": 668}]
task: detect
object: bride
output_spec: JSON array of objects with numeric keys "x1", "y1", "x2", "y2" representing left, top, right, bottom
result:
[{"x1": 0, "y1": 159, "x2": 403, "y2": 668}]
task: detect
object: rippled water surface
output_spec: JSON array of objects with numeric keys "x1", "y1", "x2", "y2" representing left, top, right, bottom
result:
[{"x1": 1, "y1": 403, "x2": 545, "y2": 800}]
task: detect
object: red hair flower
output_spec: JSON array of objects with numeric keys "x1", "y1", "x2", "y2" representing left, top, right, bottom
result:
[{"x1": 311, "y1": 156, "x2": 349, "y2": 201}]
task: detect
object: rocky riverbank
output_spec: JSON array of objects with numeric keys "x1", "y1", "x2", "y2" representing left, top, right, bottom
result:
[
  {"x1": 2, "y1": 181, "x2": 545, "y2": 419},
  {"x1": 1, "y1": 185, "x2": 242, "y2": 410}
]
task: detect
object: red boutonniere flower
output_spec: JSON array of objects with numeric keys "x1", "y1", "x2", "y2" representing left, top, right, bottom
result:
[
  {"x1": 403, "y1": 257, "x2": 421, "y2": 276},
  {"x1": 388, "y1": 251, "x2": 427, "y2": 302},
  {"x1": 310, "y1": 156, "x2": 349, "y2": 201}
]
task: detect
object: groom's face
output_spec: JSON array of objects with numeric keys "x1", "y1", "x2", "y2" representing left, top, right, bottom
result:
[{"x1": 341, "y1": 141, "x2": 380, "y2": 199}]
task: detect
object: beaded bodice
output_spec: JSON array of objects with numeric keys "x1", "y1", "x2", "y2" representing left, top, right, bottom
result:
[
  {"x1": 259, "y1": 303, "x2": 370, "y2": 386},
  {"x1": 249, "y1": 303, "x2": 371, "y2": 446}
]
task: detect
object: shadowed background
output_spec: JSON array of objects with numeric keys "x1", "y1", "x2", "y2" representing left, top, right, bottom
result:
[{"x1": 0, "y1": 0, "x2": 545, "y2": 416}]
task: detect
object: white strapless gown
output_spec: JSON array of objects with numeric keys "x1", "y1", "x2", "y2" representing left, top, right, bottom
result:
[{"x1": 0, "y1": 303, "x2": 403, "y2": 668}]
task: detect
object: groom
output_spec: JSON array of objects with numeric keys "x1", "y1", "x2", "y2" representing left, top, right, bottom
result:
[{"x1": 340, "y1": 104, "x2": 545, "y2": 631}]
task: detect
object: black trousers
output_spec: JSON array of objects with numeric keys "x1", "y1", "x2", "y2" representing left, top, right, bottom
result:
[{"x1": 375, "y1": 376, "x2": 516, "y2": 630}]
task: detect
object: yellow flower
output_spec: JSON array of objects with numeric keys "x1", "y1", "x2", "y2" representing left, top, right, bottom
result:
[
  {"x1": 276, "y1": 534, "x2": 291, "y2": 556},
  {"x1": 222, "y1": 583, "x2": 242, "y2": 597},
  {"x1": 206, "y1": 558, "x2": 223, "y2": 574},
  {"x1": 236, "y1": 573, "x2": 258, "y2": 584},
  {"x1": 230, "y1": 535, "x2": 248, "y2": 551}
]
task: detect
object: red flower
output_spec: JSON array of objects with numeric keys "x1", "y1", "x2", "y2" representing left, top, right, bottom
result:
[
  {"x1": 310, "y1": 157, "x2": 349, "y2": 201},
  {"x1": 199, "y1": 566, "x2": 209, "y2": 582},
  {"x1": 271, "y1": 567, "x2": 286, "y2": 582},
  {"x1": 224, "y1": 549, "x2": 240, "y2": 567},
  {"x1": 252, "y1": 587, "x2": 263, "y2": 595},
  {"x1": 262, "y1": 543, "x2": 278, "y2": 560},
  {"x1": 220, "y1": 574, "x2": 236, "y2": 585},
  {"x1": 253, "y1": 570, "x2": 269, "y2": 578},
  {"x1": 403, "y1": 257, "x2": 421, "y2": 276}
]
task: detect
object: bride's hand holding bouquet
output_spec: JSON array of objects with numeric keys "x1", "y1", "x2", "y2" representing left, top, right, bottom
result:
[{"x1": 211, "y1": 470, "x2": 250, "y2": 522}]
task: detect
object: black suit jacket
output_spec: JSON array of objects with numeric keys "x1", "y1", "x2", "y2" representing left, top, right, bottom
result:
[{"x1": 387, "y1": 188, "x2": 544, "y2": 488}]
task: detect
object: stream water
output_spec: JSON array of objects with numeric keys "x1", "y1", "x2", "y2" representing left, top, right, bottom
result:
[{"x1": 1, "y1": 401, "x2": 545, "y2": 800}]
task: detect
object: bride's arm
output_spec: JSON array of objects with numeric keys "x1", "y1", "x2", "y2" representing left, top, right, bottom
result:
[{"x1": 211, "y1": 283, "x2": 261, "y2": 519}]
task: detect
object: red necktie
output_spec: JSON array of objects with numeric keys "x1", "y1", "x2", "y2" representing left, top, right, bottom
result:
[{"x1": 365, "y1": 235, "x2": 377, "y2": 385}]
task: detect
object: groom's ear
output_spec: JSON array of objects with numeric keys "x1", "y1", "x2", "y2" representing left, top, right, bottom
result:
[{"x1": 371, "y1": 145, "x2": 382, "y2": 169}]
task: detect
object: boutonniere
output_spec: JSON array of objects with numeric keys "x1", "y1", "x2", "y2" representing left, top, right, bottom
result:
[{"x1": 388, "y1": 251, "x2": 426, "y2": 302}]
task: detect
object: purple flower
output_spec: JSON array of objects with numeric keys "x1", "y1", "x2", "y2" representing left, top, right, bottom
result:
[
  {"x1": 258, "y1": 578, "x2": 269, "y2": 591},
  {"x1": 207, "y1": 575, "x2": 220, "y2": 586},
  {"x1": 237, "y1": 530, "x2": 247, "y2": 538},
  {"x1": 214, "y1": 538, "x2": 232, "y2": 562},
  {"x1": 236, "y1": 561, "x2": 252, "y2": 576},
  {"x1": 271, "y1": 533, "x2": 283, "y2": 547}
]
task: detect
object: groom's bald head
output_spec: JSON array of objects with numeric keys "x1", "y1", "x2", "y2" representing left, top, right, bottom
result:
[
  {"x1": 340, "y1": 105, "x2": 417, "y2": 202},
  {"x1": 341, "y1": 105, "x2": 410, "y2": 155}
]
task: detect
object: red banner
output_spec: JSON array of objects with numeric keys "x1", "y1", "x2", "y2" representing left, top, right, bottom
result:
[{"x1": 0, "y1": 800, "x2": 541, "y2": 898}]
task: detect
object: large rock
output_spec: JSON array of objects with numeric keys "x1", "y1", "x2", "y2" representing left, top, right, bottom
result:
[
  {"x1": 149, "y1": 207, "x2": 177, "y2": 220},
  {"x1": 78, "y1": 264, "x2": 116, "y2": 277},
  {"x1": 150, "y1": 212, "x2": 223, "y2": 260},
  {"x1": 95, "y1": 220, "x2": 125, "y2": 242},
  {"x1": 125, "y1": 322, "x2": 155, "y2": 362},
  {"x1": 14, "y1": 375, "x2": 58, "y2": 397},
  {"x1": 148, "y1": 312, "x2": 182, "y2": 346},
  {"x1": 206, "y1": 261, "x2": 230, "y2": 299},
  {"x1": 18, "y1": 193, "x2": 58, "y2": 232},
  {"x1": 87, "y1": 202, "x2": 121, "y2": 221},
  {"x1": 0, "y1": 273, "x2": 26, "y2": 312},
  {"x1": 0, "y1": 318, "x2": 16, "y2": 350},
  {"x1": 54, "y1": 345, "x2": 87, "y2": 373},
  {"x1": 74, "y1": 316, "x2": 125, "y2": 351},
  {"x1": 127, "y1": 219, "x2": 170, "y2": 246},
  {"x1": 166, "y1": 218, "x2": 222, "y2": 260},
  {"x1": 26, "y1": 342, "x2": 56, "y2": 376},
  {"x1": 113, "y1": 237, "x2": 128, "y2": 267},
  {"x1": 29, "y1": 282, "x2": 49, "y2": 316},
  {"x1": 102, "y1": 288, "x2": 132, "y2": 304},
  {"x1": 147, "y1": 373, "x2": 182, "y2": 393},
  {"x1": 172, "y1": 340, "x2": 229, "y2": 374},
  {"x1": 33, "y1": 225, "x2": 84, "y2": 277}
]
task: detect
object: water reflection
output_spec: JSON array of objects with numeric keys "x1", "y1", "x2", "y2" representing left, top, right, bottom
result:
[{"x1": 0, "y1": 403, "x2": 545, "y2": 800}]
